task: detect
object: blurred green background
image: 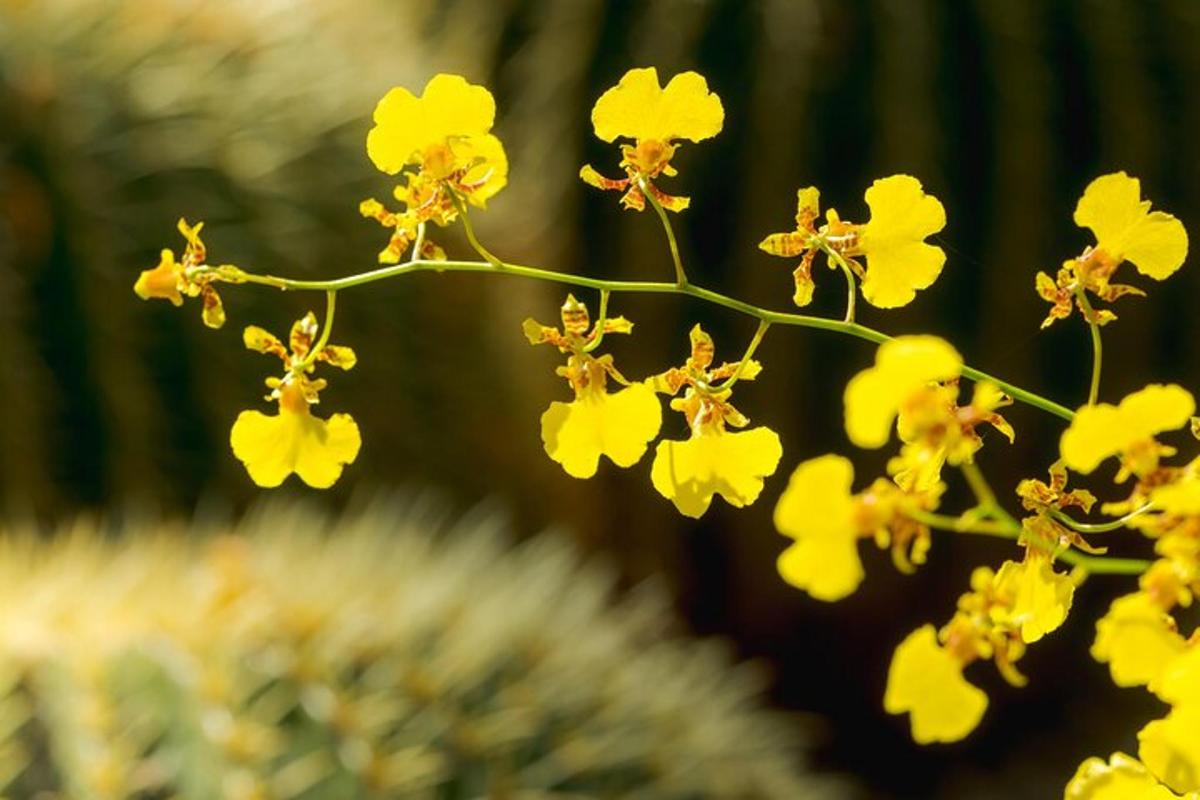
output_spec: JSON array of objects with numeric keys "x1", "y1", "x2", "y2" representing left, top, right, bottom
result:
[{"x1": 2, "y1": 0, "x2": 1199, "y2": 796}]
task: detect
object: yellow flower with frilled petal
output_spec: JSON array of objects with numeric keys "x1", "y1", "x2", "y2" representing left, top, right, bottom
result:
[
  {"x1": 992, "y1": 554, "x2": 1074, "y2": 644},
  {"x1": 581, "y1": 67, "x2": 723, "y2": 212},
  {"x1": 1037, "y1": 173, "x2": 1188, "y2": 328},
  {"x1": 366, "y1": 73, "x2": 507, "y2": 199},
  {"x1": 1139, "y1": 706, "x2": 1200, "y2": 795},
  {"x1": 1075, "y1": 172, "x2": 1189, "y2": 281},
  {"x1": 844, "y1": 336, "x2": 962, "y2": 449},
  {"x1": 362, "y1": 74, "x2": 508, "y2": 262},
  {"x1": 758, "y1": 176, "x2": 946, "y2": 309},
  {"x1": 1092, "y1": 592, "x2": 1187, "y2": 688},
  {"x1": 527, "y1": 295, "x2": 661, "y2": 479},
  {"x1": 650, "y1": 325, "x2": 781, "y2": 517},
  {"x1": 857, "y1": 175, "x2": 948, "y2": 308},
  {"x1": 884, "y1": 625, "x2": 988, "y2": 744},
  {"x1": 229, "y1": 313, "x2": 361, "y2": 488},
  {"x1": 1060, "y1": 385, "x2": 1194, "y2": 476},
  {"x1": 774, "y1": 455, "x2": 863, "y2": 601},
  {"x1": 1065, "y1": 753, "x2": 1186, "y2": 800}
]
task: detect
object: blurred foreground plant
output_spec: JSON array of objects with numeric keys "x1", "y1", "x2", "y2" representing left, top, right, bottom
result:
[
  {"x1": 133, "y1": 65, "x2": 1200, "y2": 798},
  {"x1": 0, "y1": 500, "x2": 834, "y2": 799}
]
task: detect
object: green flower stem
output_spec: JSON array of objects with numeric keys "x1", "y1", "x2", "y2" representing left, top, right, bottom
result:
[
  {"x1": 638, "y1": 178, "x2": 689, "y2": 287},
  {"x1": 583, "y1": 289, "x2": 611, "y2": 354},
  {"x1": 448, "y1": 191, "x2": 502, "y2": 268},
  {"x1": 1049, "y1": 505, "x2": 1154, "y2": 534},
  {"x1": 214, "y1": 257, "x2": 1075, "y2": 421},
  {"x1": 907, "y1": 509, "x2": 1151, "y2": 576},
  {"x1": 717, "y1": 320, "x2": 770, "y2": 392},
  {"x1": 815, "y1": 242, "x2": 858, "y2": 324},
  {"x1": 296, "y1": 289, "x2": 337, "y2": 372},
  {"x1": 1074, "y1": 287, "x2": 1103, "y2": 405},
  {"x1": 961, "y1": 460, "x2": 1004, "y2": 517}
]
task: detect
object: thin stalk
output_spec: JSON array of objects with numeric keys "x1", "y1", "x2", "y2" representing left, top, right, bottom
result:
[
  {"x1": 638, "y1": 178, "x2": 688, "y2": 287},
  {"x1": 1049, "y1": 505, "x2": 1154, "y2": 534},
  {"x1": 583, "y1": 289, "x2": 611, "y2": 353},
  {"x1": 716, "y1": 320, "x2": 770, "y2": 391},
  {"x1": 1075, "y1": 287, "x2": 1103, "y2": 405},
  {"x1": 297, "y1": 290, "x2": 337, "y2": 370},
  {"x1": 448, "y1": 191, "x2": 502, "y2": 268}
]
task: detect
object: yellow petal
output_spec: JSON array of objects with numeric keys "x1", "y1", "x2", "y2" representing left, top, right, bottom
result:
[
  {"x1": 1091, "y1": 593, "x2": 1187, "y2": 688},
  {"x1": 858, "y1": 175, "x2": 947, "y2": 308},
  {"x1": 994, "y1": 557, "x2": 1074, "y2": 644},
  {"x1": 541, "y1": 384, "x2": 662, "y2": 479},
  {"x1": 230, "y1": 406, "x2": 361, "y2": 489},
  {"x1": 884, "y1": 625, "x2": 988, "y2": 744},
  {"x1": 1065, "y1": 753, "x2": 1184, "y2": 800},
  {"x1": 651, "y1": 427, "x2": 782, "y2": 518},
  {"x1": 456, "y1": 132, "x2": 509, "y2": 205},
  {"x1": 1139, "y1": 707, "x2": 1200, "y2": 794},
  {"x1": 844, "y1": 336, "x2": 962, "y2": 449},
  {"x1": 591, "y1": 67, "x2": 724, "y2": 144},
  {"x1": 1074, "y1": 172, "x2": 1188, "y2": 280},
  {"x1": 773, "y1": 455, "x2": 863, "y2": 601},
  {"x1": 1061, "y1": 385, "x2": 1195, "y2": 474},
  {"x1": 367, "y1": 74, "x2": 497, "y2": 175}
]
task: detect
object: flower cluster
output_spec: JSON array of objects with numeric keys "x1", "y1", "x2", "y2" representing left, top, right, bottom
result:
[{"x1": 132, "y1": 65, "x2": 1200, "y2": 795}]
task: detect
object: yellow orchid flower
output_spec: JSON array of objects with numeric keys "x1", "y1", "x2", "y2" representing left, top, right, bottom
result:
[
  {"x1": 1065, "y1": 753, "x2": 1187, "y2": 800},
  {"x1": 362, "y1": 74, "x2": 508, "y2": 262},
  {"x1": 650, "y1": 325, "x2": 781, "y2": 517},
  {"x1": 133, "y1": 218, "x2": 236, "y2": 329},
  {"x1": 526, "y1": 295, "x2": 661, "y2": 478},
  {"x1": 1092, "y1": 592, "x2": 1187, "y2": 688},
  {"x1": 774, "y1": 454, "x2": 938, "y2": 601},
  {"x1": 366, "y1": 73, "x2": 507, "y2": 196},
  {"x1": 883, "y1": 624, "x2": 988, "y2": 744},
  {"x1": 1037, "y1": 172, "x2": 1188, "y2": 328},
  {"x1": 1060, "y1": 384, "x2": 1194, "y2": 477},
  {"x1": 759, "y1": 176, "x2": 947, "y2": 309},
  {"x1": 844, "y1": 336, "x2": 962, "y2": 449},
  {"x1": 229, "y1": 313, "x2": 361, "y2": 488},
  {"x1": 581, "y1": 67, "x2": 723, "y2": 212}
]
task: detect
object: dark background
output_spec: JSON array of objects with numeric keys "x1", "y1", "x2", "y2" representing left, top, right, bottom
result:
[{"x1": 3, "y1": 0, "x2": 1199, "y2": 796}]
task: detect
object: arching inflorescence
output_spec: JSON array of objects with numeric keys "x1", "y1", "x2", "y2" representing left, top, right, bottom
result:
[{"x1": 134, "y1": 68, "x2": 1199, "y2": 797}]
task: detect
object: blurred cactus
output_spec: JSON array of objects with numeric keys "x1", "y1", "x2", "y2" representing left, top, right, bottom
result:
[{"x1": 0, "y1": 500, "x2": 841, "y2": 798}]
